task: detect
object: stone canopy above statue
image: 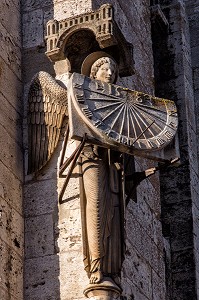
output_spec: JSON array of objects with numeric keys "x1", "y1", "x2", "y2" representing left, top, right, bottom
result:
[{"x1": 45, "y1": 4, "x2": 134, "y2": 77}]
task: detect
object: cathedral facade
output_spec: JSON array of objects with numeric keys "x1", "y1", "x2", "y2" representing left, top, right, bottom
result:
[{"x1": 0, "y1": 0, "x2": 199, "y2": 299}]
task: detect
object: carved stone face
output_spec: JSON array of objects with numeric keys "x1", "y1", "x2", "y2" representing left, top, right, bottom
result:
[{"x1": 90, "y1": 57, "x2": 117, "y2": 83}]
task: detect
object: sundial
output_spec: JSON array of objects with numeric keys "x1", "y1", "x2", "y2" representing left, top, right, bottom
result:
[{"x1": 68, "y1": 73, "x2": 178, "y2": 158}]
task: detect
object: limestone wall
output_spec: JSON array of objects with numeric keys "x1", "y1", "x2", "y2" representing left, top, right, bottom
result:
[
  {"x1": 0, "y1": 0, "x2": 23, "y2": 299},
  {"x1": 186, "y1": 0, "x2": 199, "y2": 297},
  {"x1": 154, "y1": 1, "x2": 199, "y2": 299},
  {"x1": 22, "y1": 1, "x2": 166, "y2": 300}
]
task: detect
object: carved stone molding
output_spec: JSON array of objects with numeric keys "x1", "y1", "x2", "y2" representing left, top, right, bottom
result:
[{"x1": 45, "y1": 4, "x2": 134, "y2": 77}]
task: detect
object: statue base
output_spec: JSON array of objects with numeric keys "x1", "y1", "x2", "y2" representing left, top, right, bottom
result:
[{"x1": 84, "y1": 277, "x2": 122, "y2": 300}]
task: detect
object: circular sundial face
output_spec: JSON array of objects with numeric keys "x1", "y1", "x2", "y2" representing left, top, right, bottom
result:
[{"x1": 70, "y1": 73, "x2": 178, "y2": 152}]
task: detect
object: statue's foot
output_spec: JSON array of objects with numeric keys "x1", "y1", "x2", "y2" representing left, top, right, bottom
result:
[{"x1": 89, "y1": 270, "x2": 103, "y2": 284}]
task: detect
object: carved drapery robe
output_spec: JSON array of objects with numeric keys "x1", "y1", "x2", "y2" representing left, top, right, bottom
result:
[{"x1": 79, "y1": 146, "x2": 124, "y2": 279}]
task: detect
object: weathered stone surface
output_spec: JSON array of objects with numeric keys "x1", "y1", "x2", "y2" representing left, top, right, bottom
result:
[
  {"x1": 136, "y1": 179, "x2": 160, "y2": 215},
  {"x1": 0, "y1": 286, "x2": 19, "y2": 300},
  {"x1": 24, "y1": 179, "x2": 58, "y2": 217},
  {"x1": 0, "y1": 161, "x2": 23, "y2": 215},
  {"x1": 0, "y1": 239, "x2": 23, "y2": 299},
  {"x1": 1, "y1": 1, "x2": 23, "y2": 300},
  {"x1": 22, "y1": 48, "x2": 54, "y2": 84},
  {"x1": 22, "y1": 0, "x2": 53, "y2": 11},
  {"x1": 0, "y1": 61, "x2": 22, "y2": 115},
  {"x1": 0, "y1": 197, "x2": 23, "y2": 257},
  {"x1": 0, "y1": 24, "x2": 21, "y2": 79},
  {"x1": 151, "y1": 270, "x2": 166, "y2": 300},
  {"x1": 54, "y1": 0, "x2": 93, "y2": 20},
  {"x1": 24, "y1": 255, "x2": 61, "y2": 300},
  {"x1": 58, "y1": 206, "x2": 82, "y2": 253},
  {"x1": 0, "y1": 124, "x2": 23, "y2": 181},
  {"x1": 22, "y1": 10, "x2": 44, "y2": 49},
  {"x1": 59, "y1": 251, "x2": 88, "y2": 299},
  {"x1": 121, "y1": 277, "x2": 149, "y2": 300},
  {"x1": 25, "y1": 214, "x2": 55, "y2": 259},
  {"x1": 122, "y1": 239, "x2": 152, "y2": 299},
  {"x1": 172, "y1": 270, "x2": 197, "y2": 300},
  {"x1": 0, "y1": 94, "x2": 22, "y2": 145},
  {"x1": 0, "y1": 0, "x2": 21, "y2": 46}
]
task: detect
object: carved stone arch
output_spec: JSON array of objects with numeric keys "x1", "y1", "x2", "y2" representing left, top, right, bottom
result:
[
  {"x1": 58, "y1": 24, "x2": 99, "y2": 51},
  {"x1": 45, "y1": 4, "x2": 135, "y2": 77},
  {"x1": 59, "y1": 28, "x2": 101, "y2": 74}
]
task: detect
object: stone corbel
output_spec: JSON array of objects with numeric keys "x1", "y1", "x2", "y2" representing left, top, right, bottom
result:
[{"x1": 45, "y1": 4, "x2": 134, "y2": 77}]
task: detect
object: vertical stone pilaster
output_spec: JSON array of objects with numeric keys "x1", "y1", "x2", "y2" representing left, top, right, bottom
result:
[
  {"x1": 155, "y1": 0, "x2": 199, "y2": 299},
  {"x1": 186, "y1": 0, "x2": 199, "y2": 297},
  {"x1": 0, "y1": 0, "x2": 23, "y2": 300}
]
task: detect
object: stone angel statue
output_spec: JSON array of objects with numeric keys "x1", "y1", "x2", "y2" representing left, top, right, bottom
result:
[
  {"x1": 27, "y1": 51, "x2": 178, "y2": 298},
  {"x1": 27, "y1": 53, "x2": 124, "y2": 294}
]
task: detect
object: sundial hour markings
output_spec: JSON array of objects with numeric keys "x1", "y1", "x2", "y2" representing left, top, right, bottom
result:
[
  {"x1": 135, "y1": 102, "x2": 167, "y2": 114},
  {"x1": 131, "y1": 105, "x2": 155, "y2": 137},
  {"x1": 127, "y1": 106, "x2": 130, "y2": 139},
  {"x1": 133, "y1": 104, "x2": 167, "y2": 129},
  {"x1": 135, "y1": 104, "x2": 177, "y2": 131},
  {"x1": 119, "y1": 104, "x2": 126, "y2": 135},
  {"x1": 132, "y1": 104, "x2": 162, "y2": 134},
  {"x1": 93, "y1": 119, "x2": 103, "y2": 128},
  {"x1": 155, "y1": 137, "x2": 165, "y2": 146},
  {"x1": 129, "y1": 108, "x2": 138, "y2": 139},
  {"x1": 82, "y1": 106, "x2": 92, "y2": 119},
  {"x1": 93, "y1": 101, "x2": 123, "y2": 112},
  {"x1": 129, "y1": 105, "x2": 148, "y2": 141},
  {"x1": 132, "y1": 120, "x2": 155, "y2": 145},
  {"x1": 164, "y1": 130, "x2": 173, "y2": 140},
  {"x1": 133, "y1": 109, "x2": 159, "y2": 134},
  {"x1": 147, "y1": 140, "x2": 155, "y2": 149},
  {"x1": 110, "y1": 105, "x2": 125, "y2": 130},
  {"x1": 76, "y1": 94, "x2": 84, "y2": 103},
  {"x1": 101, "y1": 102, "x2": 124, "y2": 122},
  {"x1": 130, "y1": 105, "x2": 151, "y2": 137},
  {"x1": 132, "y1": 107, "x2": 155, "y2": 148},
  {"x1": 86, "y1": 96, "x2": 123, "y2": 103}
]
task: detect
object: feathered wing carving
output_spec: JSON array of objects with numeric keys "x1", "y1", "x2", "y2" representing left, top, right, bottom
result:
[{"x1": 27, "y1": 71, "x2": 68, "y2": 174}]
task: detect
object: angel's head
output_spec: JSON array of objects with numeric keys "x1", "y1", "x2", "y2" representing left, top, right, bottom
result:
[{"x1": 90, "y1": 57, "x2": 118, "y2": 84}]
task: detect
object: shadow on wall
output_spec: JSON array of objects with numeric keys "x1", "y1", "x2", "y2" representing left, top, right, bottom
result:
[
  {"x1": 22, "y1": 0, "x2": 55, "y2": 85},
  {"x1": 22, "y1": 0, "x2": 61, "y2": 299},
  {"x1": 23, "y1": 140, "x2": 62, "y2": 300}
]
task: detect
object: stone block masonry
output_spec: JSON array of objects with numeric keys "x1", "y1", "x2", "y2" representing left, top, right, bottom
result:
[
  {"x1": 1, "y1": 0, "x2": 199, "y2": 299},
  {"x1": 153, "y1": 0, "x2": 199, "y2": 299},
  {"x1": 0, "y1": 0, "x2": 23, "y2": 300}
]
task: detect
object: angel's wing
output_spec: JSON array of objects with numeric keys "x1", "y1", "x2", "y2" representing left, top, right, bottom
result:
[{"x1": 27, "y1": 71, "x2": 68, "y2": 174}]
